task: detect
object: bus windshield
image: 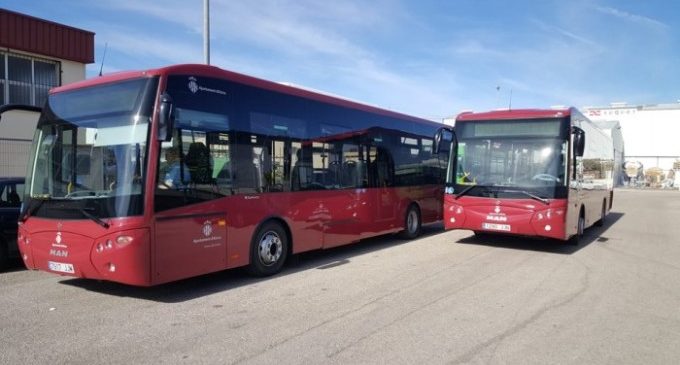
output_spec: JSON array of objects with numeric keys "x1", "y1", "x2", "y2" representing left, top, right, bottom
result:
[
  {"x1": 449, "y1": 118, "x2": 569, "y2": 199},
  {"x1": 25, "y1": 77, "x2": 159, "y2": 219}
]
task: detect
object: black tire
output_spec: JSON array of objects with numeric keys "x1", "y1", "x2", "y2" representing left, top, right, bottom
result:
[
  {"x1": 400, "y1": 204, "x2": 422, "y2": 239},
  {"x1": 569, "y1": 212, "x2": 585, "y2": 246},
  {"x1": 472, "y1": 231, "x2": 489, "y2": 239},
  {"x1": 248, "y1": 221, "x2": 288, "y2": 277},
  {"x1": 0, "y1": 237, "x2": 8, "y2": 271},
  {"x1": 595, "y1": 201, "x2": 606, "y2": 227}
]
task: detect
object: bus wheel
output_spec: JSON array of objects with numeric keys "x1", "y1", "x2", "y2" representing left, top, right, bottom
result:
[
  {"x1": 595, "y1": 200, "x2": 606, "y2": 227},
  {"x1": 569, "y1": 212, "x2": 585, "y2": 246},
  {"x1": 400, "y1": 205, "x2": 421, "y2": 239},
  {"x1": 248, "y1": 221, "x2": 288, "y2": 277}
]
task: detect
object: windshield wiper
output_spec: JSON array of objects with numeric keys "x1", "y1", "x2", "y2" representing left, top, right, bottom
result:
[
  {"x1": 497, "y1": 189, "x2": 550, "y2": 205},
  {"x1": 20, "y1": 194, "x2": 51, "y2": 222},
  {"x1": 79, "y1": 208, "x2": 110, "y2": 229},
  {"x1": 454, "y1": 185, "x2": 478, "y2": 200}
]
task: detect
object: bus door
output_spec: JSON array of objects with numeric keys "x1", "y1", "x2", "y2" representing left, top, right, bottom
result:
[
  {"x1": 153, "y1": 127, "x2": 229, "y2": 283},
  {"x1": 314, "y1": 141, "x2": 364, "y2": 248},
  {"x1": 154, "y1": 211, "x2": 228, "y2": 283},
  {"x1": 370, "y1": 146, "x2": 397, "y2": 226}
]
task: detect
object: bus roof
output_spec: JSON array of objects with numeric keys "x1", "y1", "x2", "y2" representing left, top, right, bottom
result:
[
  {"x1": 456, "y1": 108, "x2": 573, "y2": 121},
  {"x1": 51, "y1": 64, "x2": 440, "y2": 127}
]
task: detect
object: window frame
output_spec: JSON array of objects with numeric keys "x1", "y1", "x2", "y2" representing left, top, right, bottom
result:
[{"x1": 0, "y1": 51, "x2": 61, "y2": 107}]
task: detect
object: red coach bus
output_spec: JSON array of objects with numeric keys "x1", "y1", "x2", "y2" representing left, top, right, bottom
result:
[
  {"x1": 18, "y1": 64, "x2": 448, "y2": 286},
  {"x1": 434, "y1": 108, "x2": 613, "y2": 244}
]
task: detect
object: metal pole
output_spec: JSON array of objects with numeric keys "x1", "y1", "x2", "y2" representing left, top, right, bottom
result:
[{"x1": 204, "y1": 0, "x2": 210, "y2": 65}]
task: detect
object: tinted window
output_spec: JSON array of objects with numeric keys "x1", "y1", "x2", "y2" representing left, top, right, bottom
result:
[
  {"x1": 156, "y1": 75, "x2": 446, "y2": 211},
  {"x1": 0, "y1": 182, "x2": 23, "y2": 208}
]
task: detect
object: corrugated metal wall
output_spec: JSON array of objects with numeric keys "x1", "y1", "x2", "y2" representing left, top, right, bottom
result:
[
  {"x1": 0, "y1": 8, "x2": 94, "y2": 64},
  {"x1": 0, "y1": 139, "x2": 31, "y2": 177}
]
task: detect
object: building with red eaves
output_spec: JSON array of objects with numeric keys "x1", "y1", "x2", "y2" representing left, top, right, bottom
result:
[{"x1": 0, "y1": 8, "x2": 95, "y2": 177}]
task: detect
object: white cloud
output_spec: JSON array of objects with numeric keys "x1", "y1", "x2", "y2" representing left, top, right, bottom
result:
[
  {"x1": 530, "y1": 19, "x2": 601, "y2": 49},
  {"x1": 87, "y1": 0, "x2": 456, "y2": 118},
  {"x1": 95, "y1": 25, "x2": 202, "y2": 64},
  {"x1": 77, "y1": 1, "x2": 677, "y2": 117},
  {"x1": 593, "y1": 5, "x2": 669, "y2": 31}
]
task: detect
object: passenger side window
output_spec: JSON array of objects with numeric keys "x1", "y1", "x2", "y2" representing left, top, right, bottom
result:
[{"x1": 154, "y1": 108, "x2": 231, "y2": 211}]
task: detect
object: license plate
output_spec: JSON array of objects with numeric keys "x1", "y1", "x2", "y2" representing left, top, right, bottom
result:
[
  {"x1": 482, "y1": 223, "x2": 511, "y2": 232},
  {"x1": 48, "y1": 261, "x2": 75, "y2": 274}
]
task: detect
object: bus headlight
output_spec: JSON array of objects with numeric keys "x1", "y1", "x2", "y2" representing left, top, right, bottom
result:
[
  {"x1": 449, "y1": 205, "x2": 463, "y2": 214},
  {"x1": 116, "y1": 235, "x2": 134, "y2": 247},
  {"x1": 533, "y1": 208, "x2": 565, "y2": 224},
  {"x1": 534, "y1": 209, "x2": 553, "y2": 221}
]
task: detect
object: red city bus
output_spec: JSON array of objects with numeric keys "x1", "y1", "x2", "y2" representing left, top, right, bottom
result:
[
  {"x1": 434, "y1": 108, "x2": 613, "y2": 244},
  {"x1": 18, "y1": 64, "x2": 448, "y2": 286}
]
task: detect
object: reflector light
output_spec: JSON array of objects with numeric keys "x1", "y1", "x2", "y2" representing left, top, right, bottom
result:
[
  {"x1": 108, "y1": 263, "x2": 116, "y2": 272},
  {"x1": 450, "y1": 217, "x2": 456, "y2": 223},
  {"x1": 545, "y1": 225, "x2": 552, "y2": 231}
]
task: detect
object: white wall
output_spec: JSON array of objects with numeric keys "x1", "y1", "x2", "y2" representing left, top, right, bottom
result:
[
  {"x1": 0, "y1": 110, "x2": 40, "y2": 177},
  {"x1": 583, "y1": 106, "x2": 680, "y2": 172},
  {"x1": 0, "y1": 110, "x2": 39, "y2": 140},
  {"x1": 61, "y1": 60, "x2": 86, "y2": 85}
]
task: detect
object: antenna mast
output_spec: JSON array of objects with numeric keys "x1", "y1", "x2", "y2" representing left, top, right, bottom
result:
[
  {"x1": 98, "y1": 42, "x2": 108, "y2": 76},
  {"x1": 204, "y1": 0, "x2": 210, "y2": 64},
  {"x1": 508, "y1": 88, "x2": 513, "y2": 110}
]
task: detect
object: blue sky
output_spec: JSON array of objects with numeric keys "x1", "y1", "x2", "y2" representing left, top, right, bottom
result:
[{"x1": 4, "y1": 0, "x2": 679, "y2": 120}]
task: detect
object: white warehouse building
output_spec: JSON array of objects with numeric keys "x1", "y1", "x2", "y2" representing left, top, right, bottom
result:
[{"x1": 581, "y1": 103, "x2": 680, "y2": 179}]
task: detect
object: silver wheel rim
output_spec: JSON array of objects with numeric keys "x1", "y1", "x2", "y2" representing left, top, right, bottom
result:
[
  {"x1": 407, "y1": 209, "x2": 419, "y2": 234},
  {"x1": 579, "y1": 216, "x2": 585, "y2": 236},
  {"x1": 258, "y1": 231, "x2": 283, "y2": 266}
]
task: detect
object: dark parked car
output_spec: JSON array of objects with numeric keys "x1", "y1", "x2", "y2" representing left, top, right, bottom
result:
[{"x1": 0, "y1": 177, "x2": 24, "y2": 270}]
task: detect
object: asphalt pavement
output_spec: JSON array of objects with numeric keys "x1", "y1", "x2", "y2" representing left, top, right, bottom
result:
[{"x1": 1, "y1": 189, "x2": 679, "y2": 364}]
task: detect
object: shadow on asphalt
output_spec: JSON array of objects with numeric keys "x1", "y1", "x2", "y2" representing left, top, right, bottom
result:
[
  {"x1": 0, "y1": 257, "x2": 26, "y2": 273},
  {"x1": 59, "y1": 224, "x2": 446, "y2": 303},
  {"x1": 455, "y1": 212, "x2": 624, "y2": 255}
]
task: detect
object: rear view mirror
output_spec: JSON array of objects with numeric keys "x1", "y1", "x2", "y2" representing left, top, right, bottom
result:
[
  {"x1": 158, "y1": 93, "x2": 174, "y2": 142},
  {"x1": 572, "y1": 127, "x2": 585, "y2": 157},
  {"x1": 433, "y1": 127, "x2": 456, "y2": 155},
  {"x1": 571, "y1": 126, "x2": 585, "y2": 180}
]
